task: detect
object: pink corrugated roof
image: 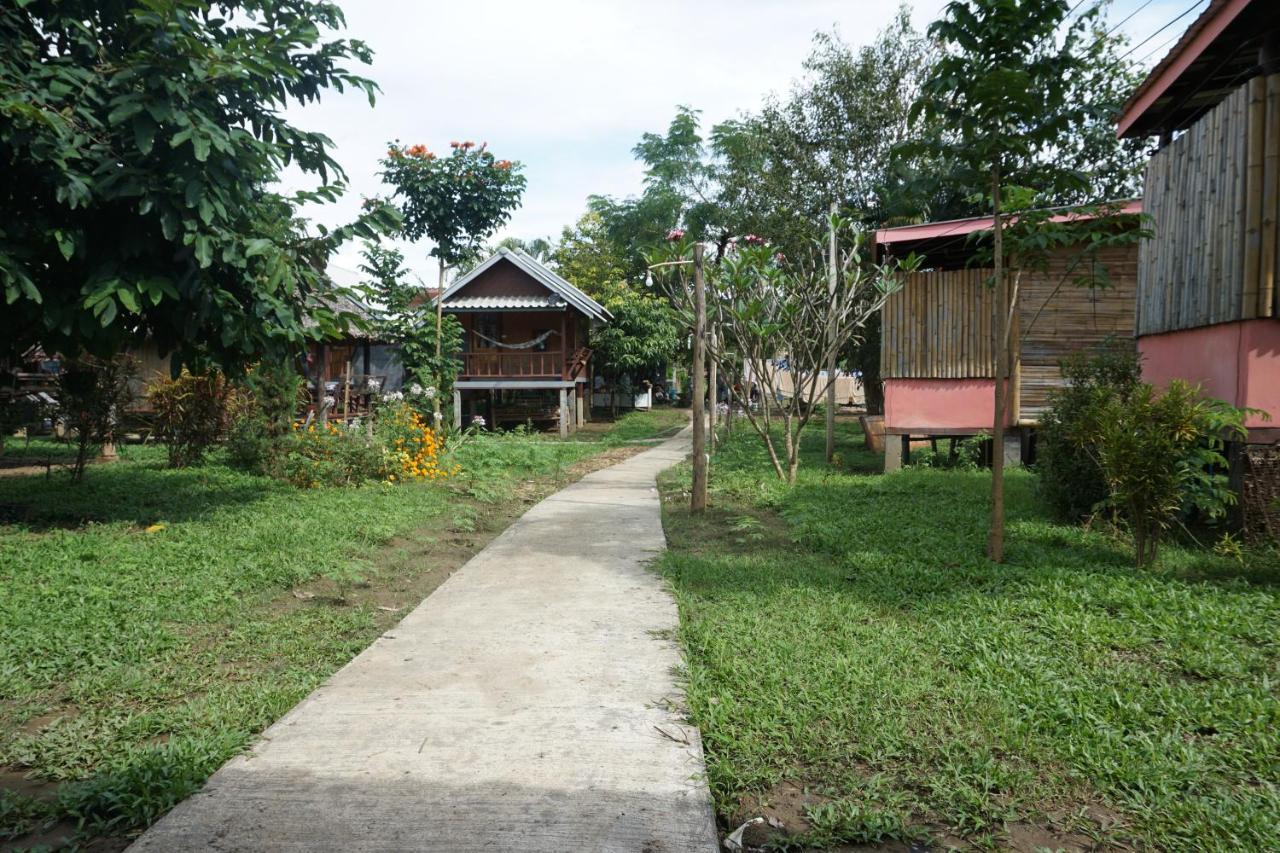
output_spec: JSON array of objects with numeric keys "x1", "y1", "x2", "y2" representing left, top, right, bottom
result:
[{"x1": 875, "y1": 199, "x2": 1143, "y2": 246}]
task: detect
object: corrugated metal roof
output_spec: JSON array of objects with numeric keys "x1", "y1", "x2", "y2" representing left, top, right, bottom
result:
[
  {"x1": 875, "y1": 199, "x2": 1143, "y2": 245},
  {"x1": 439, "y1": 248, "x2": 611, "y2": 322},
  {"x1": 443, "y1": 294, "x2": 567, "y2": 310}
]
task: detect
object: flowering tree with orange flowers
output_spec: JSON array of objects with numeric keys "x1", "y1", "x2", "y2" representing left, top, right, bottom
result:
[{"x1": 379, "y1": 141, "x2": 526, "y2": 422}]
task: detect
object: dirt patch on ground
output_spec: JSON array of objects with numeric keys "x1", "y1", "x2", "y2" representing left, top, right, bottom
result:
[{"x1": 734, "y1": 780, "x2": 828, "y2": 843}]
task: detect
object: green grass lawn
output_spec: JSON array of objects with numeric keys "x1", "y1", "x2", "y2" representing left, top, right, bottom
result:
[
  {"x1": 0, "y1": 409, "x2": 687, "y2": 847},
  {"x1": 658, "y1": 419, "x2": 1280, "y2": 851}
]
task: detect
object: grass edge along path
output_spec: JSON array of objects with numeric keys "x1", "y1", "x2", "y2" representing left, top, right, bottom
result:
[
  {"x1": 0, "y1": 408, "x2": 688, "y2": 850},
  {"x1": 657, "y1": 419, "x2": 1279, "y2": 852}
]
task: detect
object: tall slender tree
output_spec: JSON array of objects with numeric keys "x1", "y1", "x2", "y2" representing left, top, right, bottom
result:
[{"x1": 912, "y1": 0, "x2": 1137, "y2": 562}]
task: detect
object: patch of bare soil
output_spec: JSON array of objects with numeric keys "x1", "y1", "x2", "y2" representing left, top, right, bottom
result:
[{"x1": 734, "y1": 780, "x2": 828, "y2": 844}]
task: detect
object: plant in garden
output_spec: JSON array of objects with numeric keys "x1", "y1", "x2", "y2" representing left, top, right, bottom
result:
[
  {"x1": 282, "y1": 420, "x2": 386, "y2": 488},
  {"x1": 54, "y1": 355, "x2": 136, "y2": 483},
  {"x1": 1038, "y1": 342, "x2": 1142, "y2": 521},
  {"x1": 146, "y1": 370, "x2": 241, "y2": 468},
  {"x1": 588, "y1": 282, "x2": 682, "y2": 416},
  {"x1": 1073, "y1": 381, "x2": 1253, "y2": 567},
  {"x1": 225, "y1": 360, "x2": 307, "y2": 476},
  {"x1": 375, "y1": 401, "x2": 459, "y2": 482},
  {"x1": 0, "y1": 0, "x2": 400, "y2": 369},
  {"x1": 379, "y1": 140, "x2": 526, "y2": 422},
  {"x1": 652, "y1": 216, "x2": 914, "y2": 483},
  {"x1": 357, "y1": 242, "x2": 464, "y2": 412}
]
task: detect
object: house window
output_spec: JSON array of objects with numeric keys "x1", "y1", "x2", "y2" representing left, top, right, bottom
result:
[{"x1": 475, "y1": 313, "x2": 500, "y2": 347}]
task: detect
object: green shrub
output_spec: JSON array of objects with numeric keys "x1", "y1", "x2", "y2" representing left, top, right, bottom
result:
[
  {"x1": 226, "y1": 360, "x2": 305, "y2": 475},
  {"x1": 907, "y1": 432, "x2": 988, "y2": 471},
  {"x1": 54, "y1": 354, "x2": 136, "y2": 482},
  {"x1": 1038, "y1": 343, "x2": 1141, "y2": 520},
  {"x1": 146, "y1": 369, "x2": 241, "y2": 467},
  {"x1": 281, "y1": 420, "x2": 387, "y2": 488},
  {"x1": 1075, "y1": 380, "x2": 1250, "y2": 566}
]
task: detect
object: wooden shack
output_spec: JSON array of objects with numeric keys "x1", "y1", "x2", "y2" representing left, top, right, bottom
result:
[
  {"x1": 876, "y1": 203, "x2": 1141, "y2": 471},
  {"x1": 439, "y1": 247, "x2": 609, "y2": 436},
  {"x1": 1116, "y1": 0, "x2": 1279, "y2": 444}
]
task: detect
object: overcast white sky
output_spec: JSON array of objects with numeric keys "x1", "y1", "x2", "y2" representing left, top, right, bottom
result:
[{"x1": 278, "y1": 0, "x2": 1204, "y2": 287}]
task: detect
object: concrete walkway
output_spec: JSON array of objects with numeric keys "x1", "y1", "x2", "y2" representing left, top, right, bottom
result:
[{"x1": 131, "y1": 429, "x2": 718, "y2": 853}]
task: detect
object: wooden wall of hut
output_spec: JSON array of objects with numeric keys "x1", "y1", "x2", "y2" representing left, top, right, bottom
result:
[
  {"x1": 1018, "y1": 245, "x2": 1138, "y2": 422},
  {"x1": 881, "y1": 268, "x2": 996, "y2": 380},
  {"x1": 1138, "y1": 75, "x2": 1280, "y2": 335},
  {"x1": 880, "y1": 244, "x2": 1137, "y2": 424}
]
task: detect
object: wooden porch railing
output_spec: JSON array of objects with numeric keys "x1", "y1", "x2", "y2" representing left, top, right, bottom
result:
[{"x1": 461, "y1": 350, "x2": 564, "y2": 378}]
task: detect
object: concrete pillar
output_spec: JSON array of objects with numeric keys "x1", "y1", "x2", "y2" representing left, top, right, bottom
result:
[
  {"x1": 558, "y1": 388, "x2": 568, "y2": 439},
  {"x1": 575, "y1": 387, "x2": 584, "y2": 427},
  {"x1": 884, "y1": 434, "x2": 907, "y2": 473},
  {"x1": 1002, "y1": 430, "x2": 1023, "y2": 468},
  {"x1": 452, "y1": 390, "x2": 462, "y2": 430}
]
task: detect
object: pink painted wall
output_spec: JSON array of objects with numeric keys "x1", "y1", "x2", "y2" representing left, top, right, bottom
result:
[
  {"x1": 1138, "y1": 319, "x2": 1280, "y2": 430},
  {"x1": 884, "y1": 378, "x2": 1010, "y2": 432}
]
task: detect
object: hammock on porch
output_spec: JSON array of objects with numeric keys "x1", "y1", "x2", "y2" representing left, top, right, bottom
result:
[{"x1": 472, "y1": 329, "x2": 558, "y2": 350}]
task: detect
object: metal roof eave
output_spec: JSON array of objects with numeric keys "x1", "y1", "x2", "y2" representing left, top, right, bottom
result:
[{"x1": 437, "y1": 248, "x2": 611, "y2": 323}]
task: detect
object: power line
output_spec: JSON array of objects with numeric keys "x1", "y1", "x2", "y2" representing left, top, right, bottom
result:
[
  {"x1": 1120, "y1": 0, "x2": 1208, "y2": 61},
  {"x1": 1105, "y1": 0, "x2": 1157, "y2": 38}
]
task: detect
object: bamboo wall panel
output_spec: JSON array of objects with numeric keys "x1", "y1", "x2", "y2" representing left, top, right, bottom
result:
[
  {"x1": 881, "y1": 268, "x2": 995, "y2": 379},
  {"x1": 880, "y1": 244, "x2": 1138, "y2": 425},
  {"x1": 1018, "y1": 245, "x2": 1139, "y2": 422},
  {"x1": 1138, "y1": 76, "x2": 1280, "y2": 335}
]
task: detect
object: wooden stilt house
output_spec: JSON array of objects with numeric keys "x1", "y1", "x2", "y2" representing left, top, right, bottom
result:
[
  {"x1": 1116, "y1": 0, "x2": 1279, "y2": 445},
  {"x1": 438, "y1": 247, "x2": 610, "y2": 436},
  {"x1": 876, "y1": 203, "x2": 1142, "y2": 472}
]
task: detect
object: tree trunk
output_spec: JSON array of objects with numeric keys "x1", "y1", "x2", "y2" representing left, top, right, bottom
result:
[
  {"x1": 691, "y1": 244, "x2": 708, "y2": 513},
  {"x1": 826, "y1": 201, "x2": 838, "y2": 463},
  {"x1": 987, "y1": 166, "x2": 1007, "y2": 563},
  {"x1": 433, "y1": 259, "x2": 445, "y2": 426}
]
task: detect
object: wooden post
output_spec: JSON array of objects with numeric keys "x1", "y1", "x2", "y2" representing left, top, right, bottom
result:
[
  {"x1": 452, "y1": 390, "x2": 462, "y2": 430},
  {"x1": 988, "y1": 167, "x2": 1007, "y2": 564},
  {"x1": 825, "y1": 201, "x2": 838, "y2": 463},
  {"x1": 342, "y1": 360, "x2": 351, "y2": 422},
  {"x1": 315, "y1": 343, "x2": 327, "y2": 426},
  {"x1": 558, "y1": 387, "x2": 569, "y2": 439},
  {"x1": 708, "y1": 325, "x2": 718, "y2": 454},
  {"x1": 692, "y1": 244, "x2": 708, "y2": 514},
  {"x1": 433, "y1": 260, "x2": 445, "y2": 425}
]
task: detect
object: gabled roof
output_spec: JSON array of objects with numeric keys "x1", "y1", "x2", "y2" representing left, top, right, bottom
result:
[
  {"x1": 438, "y1": 248, "x2": 611, "y2": 322},
  {"x1": 1117, "y1": 0, "x2": 1268, "y2": 139}
]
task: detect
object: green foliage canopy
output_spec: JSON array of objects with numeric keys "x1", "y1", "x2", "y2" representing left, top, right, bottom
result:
[
  {"x1": 0, "y1": 0, "x2": 399, "y2": 366},
  {"x1": 379, "y1": 141, "x2": 527, "y2": 267}
]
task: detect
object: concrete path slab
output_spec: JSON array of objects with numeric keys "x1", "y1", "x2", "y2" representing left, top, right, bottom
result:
[{"x1": 130, "y1": 429, "x2": 717, "y2": 853}]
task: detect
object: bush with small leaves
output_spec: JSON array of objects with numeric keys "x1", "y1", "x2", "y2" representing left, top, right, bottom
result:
[{"x1": 1038, "y1": 343, "x2": 1142, "y2": 521}]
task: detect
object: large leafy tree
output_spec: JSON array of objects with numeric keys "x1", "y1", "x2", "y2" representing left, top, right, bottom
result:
[
  {"x1": 0, "y1": 0, "x2": 398, "y2": 366},
  {"x1": 357, "y1": 241, "x2": 461, "y2": 401},
  {"x1": 550, "y1": 212, "x2": 629, "y2": 299}
]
